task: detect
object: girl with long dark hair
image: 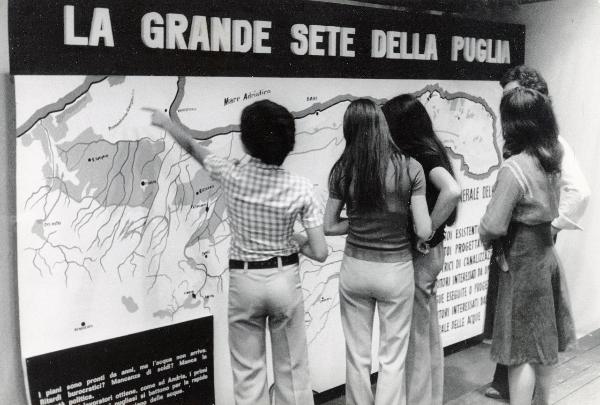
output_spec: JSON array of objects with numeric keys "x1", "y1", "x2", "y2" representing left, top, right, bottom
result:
[
  {"x1": 324, "y1": 99, "x2": 431, "y2": 405},
  {"x1": 479, "y1": 87, "x2": 575, "y2": 405},
  {"x1": 382, "y1": 94, "x2": 461, "y2": 405}
]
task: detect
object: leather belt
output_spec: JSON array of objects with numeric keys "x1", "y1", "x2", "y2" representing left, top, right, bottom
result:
[{"x1": 229, "y1": 253, "x2": 299, "y2": 269}]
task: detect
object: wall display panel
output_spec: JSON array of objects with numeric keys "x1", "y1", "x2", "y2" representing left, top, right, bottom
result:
[
  {"x1": 10, "y1": 0, "x2": 524, "y2": 402},
  {"x1": 26, "y1": 318, "x2": 214, "y2": 405}
]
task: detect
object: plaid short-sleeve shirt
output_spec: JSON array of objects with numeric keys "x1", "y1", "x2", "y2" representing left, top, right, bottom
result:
[{"x1": 203, "y1": 154, "x2": 323, "y2": 261}]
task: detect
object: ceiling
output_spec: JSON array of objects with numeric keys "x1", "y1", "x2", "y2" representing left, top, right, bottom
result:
[{"x1": 358, "y1": 0, "x2": 552, "y2": 13}]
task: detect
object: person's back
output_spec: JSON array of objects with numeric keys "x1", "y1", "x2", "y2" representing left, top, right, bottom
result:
[
  {"x1": 479, "y1": 88, "x2": 575, "y2": 405},
  {"x1": 481, "y1": 152, "x2": 560, "y2": 235},
  {"x1": 146, "y1": 99, "x2": 327, "y2": 405},
  {"x1": 382, "y1": 93, "x2": 461, "y2": 405},
  {"x1": 207, "y1": 155, "x2": 322, "y2": 260},
  {"x1": 505, "y1": 153, "x2": 560, "y2": 224},
  {"x1": 485, "y1": 64, "x2": 590, "y2": 403},
  {"x1": 324, "y1": 99, "x2": 431, "y2": 405},
  {"x1": 334, "y1": 154, "x2": 424, "y2": 262}
]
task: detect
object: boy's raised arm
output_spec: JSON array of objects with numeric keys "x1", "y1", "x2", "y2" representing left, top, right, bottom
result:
[{"x1": 143, "y1": 107, "x2": 212, "y2": 165}]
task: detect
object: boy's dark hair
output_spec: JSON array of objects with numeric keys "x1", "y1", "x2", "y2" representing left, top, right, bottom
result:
[
  {"x1": 500, "y1": 65, "x2": 549, "y2": 96},
  {"x1": 240, "y1": 100, "x2": 295, "y2": 166}
]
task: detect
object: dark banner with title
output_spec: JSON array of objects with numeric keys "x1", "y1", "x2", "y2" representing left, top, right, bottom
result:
[{"x1": 9, "y1": 0, "x2": 524, "y2": 78}]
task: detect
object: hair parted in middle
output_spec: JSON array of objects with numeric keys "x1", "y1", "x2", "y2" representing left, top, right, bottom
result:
[
  {"x1": 328, "y1": 98, "x2": 404, "y2": 212},
  {"x1": 500, "y1": 87, "x2": 562, "y2": 174}
]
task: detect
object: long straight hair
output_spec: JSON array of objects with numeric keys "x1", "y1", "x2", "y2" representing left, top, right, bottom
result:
[
  {"x1": 500, "y1": 87, "x2": 562, "y2": 173},
  {"x1": 382, "y1": 94, "x2": 457, "y2": 225},
  {"x1": 328, "y1": 99, "x2": 403, "y2": 212}
]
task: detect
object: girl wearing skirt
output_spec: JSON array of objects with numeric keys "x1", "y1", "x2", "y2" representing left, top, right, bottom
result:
[{"x1": 479, "y1": 87, "x2": 576, "y2": 405}]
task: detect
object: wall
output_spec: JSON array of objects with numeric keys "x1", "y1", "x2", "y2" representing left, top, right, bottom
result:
[
  {"x1": 521, "y1": 0, "x2": 600, "y2": 338},
  {"x1": 466, "y1": 0, "x2": 600, "y2": 338},
  {"x1": 0, "y1": 0, "x2": 27, "y2": 402}
]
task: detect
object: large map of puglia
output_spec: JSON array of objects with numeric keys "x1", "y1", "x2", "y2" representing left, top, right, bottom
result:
[{"x1": 16, "y1": 76, "x2": 502, "y2": 393}]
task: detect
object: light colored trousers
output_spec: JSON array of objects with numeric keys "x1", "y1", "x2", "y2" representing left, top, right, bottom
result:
[
  {"x1": 228, "y1": 264, "x2": 314, "y2": 405},
  {"x1": 406, "y1": 244, "x2": 445, "y2": 405},
  {"x1": 339, "y1": 255, "x2": 415, "y2": 405}
]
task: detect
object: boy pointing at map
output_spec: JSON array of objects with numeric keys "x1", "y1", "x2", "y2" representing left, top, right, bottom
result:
[{"x1": 144, "y1": 100, "x2": 327, "y2": 405}]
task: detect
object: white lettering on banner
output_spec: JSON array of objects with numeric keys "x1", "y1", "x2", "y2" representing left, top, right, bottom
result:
[
  {"x1": 166, "y1": 14, "x2": 190, "y2": 50},
  {"x1": 59, "y1": 8, "x2": 513, "y2": 65},
  {"x1": 209, "y1": 16, "x2": 232, "y2": 52},
  {"x1": 290, "y1": 24, "x2": 355, "y2": 57},
  {"x1": 232, "y1": 20, "x2": 252, "y2": 53},
  {"x1": 64, "y1": 6, "x2": 114, "y2": 47},
  {"x1": 53, "y1": 6, "x2": 521, "y2": 68},
  {"x1": 141, "y1": 14, "x2": 272, "y2": 53},
  {"x1": 451, "y1": 36, "x2": 511, "y2": 63},
  {"x1": 371, "y1": 31, "x2": 438, "y2": 60}
]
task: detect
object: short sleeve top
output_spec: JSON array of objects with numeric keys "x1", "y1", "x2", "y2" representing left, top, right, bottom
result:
[
  {"x1": 329, "y1": 155, "x2": 426, "y2": 262},
  {"x1": 203, "y1": 154, "x2": 323, "y2": 261},
  {"x1": 411, "y1": 150, "x2": 447, "y2": 247}
]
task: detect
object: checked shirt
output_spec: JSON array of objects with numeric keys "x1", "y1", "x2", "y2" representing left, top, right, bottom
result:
[{"x1": 203, "y1": 155, "x2": 323, "y2": 261}]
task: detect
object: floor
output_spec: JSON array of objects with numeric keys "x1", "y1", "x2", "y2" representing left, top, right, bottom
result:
[{"x1": 314, "y1": 329, "x2": 600, "y2": 405}]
